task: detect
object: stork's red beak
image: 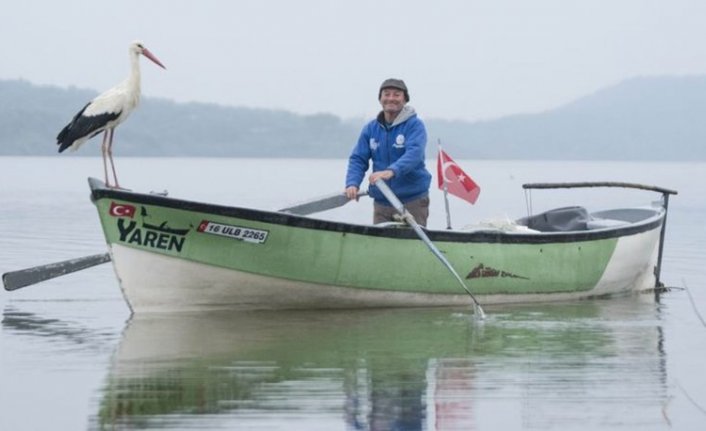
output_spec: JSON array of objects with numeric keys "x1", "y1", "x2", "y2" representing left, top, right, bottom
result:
[{"x1": 142, "y1": 48, "x2": 166, "y2": 70}]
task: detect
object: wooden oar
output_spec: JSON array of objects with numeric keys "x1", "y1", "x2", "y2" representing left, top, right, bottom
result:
[
  {"x1": 3, "y1": 253, "x2": 112, "y2": 292},
  {"x1": 374, "y1": 179, "x2": 486, "y2": 319},
  {"x1": 3, "y1": 190, "x2": 367, "y2": 291},
  {"x1": 279, "y1": 190, "x2": 368, "y2": 215}
]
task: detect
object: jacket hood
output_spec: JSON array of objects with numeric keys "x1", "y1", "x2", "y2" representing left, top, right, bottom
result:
[{"x1": 377, "y1": 105, "x2": 416, "y2": 128}]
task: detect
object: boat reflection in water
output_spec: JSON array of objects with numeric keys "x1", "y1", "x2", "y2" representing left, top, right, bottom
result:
[{"x1": 97, "y1": 294, "x2": 667, "y2": 430}]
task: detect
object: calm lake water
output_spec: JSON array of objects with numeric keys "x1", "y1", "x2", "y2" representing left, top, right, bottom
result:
[{"x1": 1, "y1": 157, "x2": 705, "y2": 430}]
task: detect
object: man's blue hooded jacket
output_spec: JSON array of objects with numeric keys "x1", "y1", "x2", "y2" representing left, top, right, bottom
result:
[{"x1": 346, "y1": 105, "x2": 431, "y2": 205}]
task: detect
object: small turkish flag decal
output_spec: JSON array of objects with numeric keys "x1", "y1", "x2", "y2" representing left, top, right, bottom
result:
[{"x1": 109, "y1": 202, "x2": 136, "y2": 218}]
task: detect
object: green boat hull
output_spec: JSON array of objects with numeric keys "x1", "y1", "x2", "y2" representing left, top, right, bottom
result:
[{"x1": 89, "y1": 178, "x2": 666, "y2": 312}]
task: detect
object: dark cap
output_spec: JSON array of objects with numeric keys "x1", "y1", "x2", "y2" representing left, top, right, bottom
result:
[{"x1": 378, "y1": 78, "x2": 410, "y2": 102}]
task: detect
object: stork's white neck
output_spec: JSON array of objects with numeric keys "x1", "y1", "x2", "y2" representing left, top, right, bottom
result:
[
  {"x1": 129, "y1": 50, "x2": 142, "y2": 85},
  {"x1": 124, "y1": 50, "x2": 142, "y2": 107}
]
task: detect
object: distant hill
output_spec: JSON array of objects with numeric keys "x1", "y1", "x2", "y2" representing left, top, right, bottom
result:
[
  {"x1": 0, "y1": 79, "x2": 360, "y2": 157},
  {"x1": 1, "y1": 76, "x2": 704, "y2": 160},
  {"x1": 429, "y1": 75, "x2": 706, "y2": 161}
]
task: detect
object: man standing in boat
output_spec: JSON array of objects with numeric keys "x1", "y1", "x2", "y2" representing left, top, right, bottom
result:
[{"x1": 345, "y1": 78, "x2": 432, "y2": 226}]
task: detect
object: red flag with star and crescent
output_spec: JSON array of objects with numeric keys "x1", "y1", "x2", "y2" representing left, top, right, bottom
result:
[{"x1": 437, "y1": 149, "x2": 480, "y2": 204}]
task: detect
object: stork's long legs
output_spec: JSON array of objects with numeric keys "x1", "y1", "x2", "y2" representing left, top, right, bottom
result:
[
  {"x1": 106, "y1": 128, "x2": 120, "y2": 188},
  {"x1": 101, "y1": 130, "x2": 111, "y2": 187},
  {"x1": 99, "y1": 128, "x2": 120, "y2": 188}
]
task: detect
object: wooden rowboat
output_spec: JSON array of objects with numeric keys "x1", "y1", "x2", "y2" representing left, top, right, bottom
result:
[{"x1": 88, "y1": 178, "x2": 676, "y2": 313}]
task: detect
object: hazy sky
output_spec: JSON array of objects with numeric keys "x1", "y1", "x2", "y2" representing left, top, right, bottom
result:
[{"x1": 3, "y1": 0, "x2": 706, "y2": 121}]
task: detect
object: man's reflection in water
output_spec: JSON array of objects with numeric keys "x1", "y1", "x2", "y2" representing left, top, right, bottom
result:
[{"x1": 344, "y1": 359, "x2": 474, "y2": 430}]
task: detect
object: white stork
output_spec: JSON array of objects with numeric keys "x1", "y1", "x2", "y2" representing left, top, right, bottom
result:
[{"x1": 57, "y1": 40, "x2": 166, "y2": 188}]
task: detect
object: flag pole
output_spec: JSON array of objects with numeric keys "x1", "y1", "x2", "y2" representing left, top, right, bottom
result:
[{"x1": 438, "y1": 140, "x2": 453, "y2": 229}]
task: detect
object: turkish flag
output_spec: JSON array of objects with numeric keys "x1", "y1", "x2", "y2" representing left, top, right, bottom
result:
[
  {"x1": 437, "y1": 149, "x2": 480, "y2": 204},
  {"x1": 109, "y1": 201, "x2": 136, "y2": 218}
]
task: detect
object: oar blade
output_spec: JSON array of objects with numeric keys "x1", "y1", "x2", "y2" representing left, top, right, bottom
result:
[
  {"x1": 3, "y1": 253, "x2": 111, "y2": 291},
  {"x1": 280, "y1": 191, "x2": 368, "y2": 215}
]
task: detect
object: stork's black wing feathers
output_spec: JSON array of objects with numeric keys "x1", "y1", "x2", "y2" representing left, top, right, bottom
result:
[{"x1": 57, "y1": 103, "x2": 121, "y2": 153}]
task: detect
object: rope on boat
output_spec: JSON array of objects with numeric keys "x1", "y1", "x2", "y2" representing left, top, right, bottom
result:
[
  {"x1": 677, "y1": 380, "x2": 706, "y2": 417},
  {"x1": 683, "y1": 279, "x2": 706, "y2": 329}
]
